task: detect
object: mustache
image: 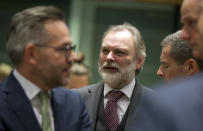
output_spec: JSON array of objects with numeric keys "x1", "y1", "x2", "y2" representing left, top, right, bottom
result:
[{"x1": 102, "y1": 62, "x2": 121, "y2": 71}]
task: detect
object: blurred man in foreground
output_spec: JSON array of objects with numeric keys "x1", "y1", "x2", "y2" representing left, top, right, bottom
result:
[{"x1": 0, "y1": 6, "x2": 90, "y2": 131}]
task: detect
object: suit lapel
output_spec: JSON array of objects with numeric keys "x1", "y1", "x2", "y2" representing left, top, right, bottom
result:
[
  {"x1": 124, "y1": 80, "x2": 142, "y2": 129},
  {"x1": 51, "y1": 89, "x2": 66, "y2": 131},
  {"x1": 4, "y1": 73, "x2": 41, "y2": 131},
  {"x1": 128, "y1": 80, "x2": 142, "y2": 114},
  {"x1": 89, "y1": 83, "x2": 104, "y2": 131},
  {"x1": 51, "y1": 90, "x2": 60, "y2": 131}
]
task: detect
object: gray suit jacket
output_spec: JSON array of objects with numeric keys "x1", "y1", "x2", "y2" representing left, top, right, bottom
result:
[{"x1": 74, "y1": 79, "x2": 153, "y2": 131}]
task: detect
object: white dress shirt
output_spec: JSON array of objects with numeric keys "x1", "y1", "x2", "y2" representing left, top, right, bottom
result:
[
  {"x1": 104, "y1": 79, "x2": 135, "y2": 123},
  {"x1": 13, "y1": 69, "x2": 55, "y2": 131}
]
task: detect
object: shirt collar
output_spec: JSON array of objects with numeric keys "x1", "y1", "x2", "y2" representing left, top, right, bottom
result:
[
  {"x1": 13, "y1": 69, "x2": 42, "y2": 100},
  {"x1": 104, "y1": 79, "x2": 136, "y2": 100}
]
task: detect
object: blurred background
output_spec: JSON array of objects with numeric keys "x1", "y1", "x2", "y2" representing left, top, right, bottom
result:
[{"x1": 0, "y1": 0, "x2": 182, "y2": 86}]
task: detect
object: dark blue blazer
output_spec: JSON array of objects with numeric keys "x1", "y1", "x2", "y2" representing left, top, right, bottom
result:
[
  {"x1": 0, "y1": 73, "x2": 91, "y2": 131},
  {"x1": 132, "y1": 72, "x2": 203, "y2": 131}
]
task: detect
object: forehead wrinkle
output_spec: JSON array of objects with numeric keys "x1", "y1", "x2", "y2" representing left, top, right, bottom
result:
[
  {"x1": 181, "y1": 0, "x2": 201, "y2": 20},
  {"x1": 103, "y1": 32, "x2": 134, "y2": 50},
  {"x1": 102, "y1": 42, "x2": 129, "y2": 51}
]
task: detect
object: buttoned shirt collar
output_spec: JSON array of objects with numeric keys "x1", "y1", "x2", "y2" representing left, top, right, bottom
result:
[
  {"x1": 104, "y1": 78, "x2": 135, "y2": 100},
  {"x1": 13, "y1": 69, "x2": 54, "y2": 131},
  {"x1": 13, "y1": 69, "x2": 42, "y2": 100}
]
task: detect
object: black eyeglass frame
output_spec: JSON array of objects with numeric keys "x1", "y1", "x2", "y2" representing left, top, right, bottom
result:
[{"x1": 35, "y1": 44, "x2": 76, "y2": 59}]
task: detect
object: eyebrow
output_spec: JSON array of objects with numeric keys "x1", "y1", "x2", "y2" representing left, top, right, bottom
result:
[{"x1": 61, "y1": 42, "x2": 72, "y2": 46}]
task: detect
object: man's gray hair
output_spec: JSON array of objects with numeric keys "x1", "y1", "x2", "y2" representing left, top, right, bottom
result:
[
  {"x1": 6, "y1": 6, "x2": 65, "y2": 66},
  {"x1": 102, "y1": 22, "x2": 146, "y2": 74},
  {"x1": 161, "y1": 30, "x2": 196, "y2": 65}
]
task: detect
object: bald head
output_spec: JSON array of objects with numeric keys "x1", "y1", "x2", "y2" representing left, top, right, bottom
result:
[
  {"x1": 181, "y1": 0, "x2": 202, "y2": 58},
  {"x1": 197, "y1": 1, "x2": 203, "y2": 59}
]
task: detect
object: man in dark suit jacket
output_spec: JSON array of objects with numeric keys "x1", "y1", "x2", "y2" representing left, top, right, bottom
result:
[
  {"x1": 157, "y1": 31, "x2": 201, "y2": 81},
  {"x1": 75, "y1": 23, "x2": 152, "y2": 131},
  {"x1": 76, "y1": 80, "x2": 152, "y2": 131},
  {"x1": 0, "y1": 6, "x2": 90, "y2": 131}
]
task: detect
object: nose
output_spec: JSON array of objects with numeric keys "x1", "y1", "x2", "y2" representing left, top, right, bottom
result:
[
  {"x1": 66, "y1": 50, "x2": 77, "y2": 64},
  {"x1": 157, "y1": 67, "x2": 163, "y2": 78},
  {"x1": 180, "y1": 28, "x2": 190, "y2": 41},
  {"x1": 106, "y1": 52, "x2": 115, "y2": 62}
]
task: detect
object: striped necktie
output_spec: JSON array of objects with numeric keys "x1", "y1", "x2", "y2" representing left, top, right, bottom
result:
[{"x1": 39, "y1": 91, "x2": 51, "y2": 131}]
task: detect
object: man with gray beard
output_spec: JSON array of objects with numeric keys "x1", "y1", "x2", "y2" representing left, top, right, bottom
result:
[{"x1": 74, "y1": 23, "x2": 152, "y2": 131}]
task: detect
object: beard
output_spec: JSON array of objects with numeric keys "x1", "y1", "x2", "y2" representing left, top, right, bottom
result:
[
  {"x1": 35, "y1": 55, "x2": 69, "y2": 89},
  {"x1": 98, "y1": 61, "x2": 136, "y2": 89}
]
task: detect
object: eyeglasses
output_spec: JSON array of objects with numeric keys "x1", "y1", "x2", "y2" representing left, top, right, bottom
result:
[{"x1": 35, "y1": 44, "x2": 76, "y2": 59}]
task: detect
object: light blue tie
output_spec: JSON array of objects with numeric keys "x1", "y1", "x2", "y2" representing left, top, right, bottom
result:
[{"x1": 39, "y1": 91, "x2": 51, "y2": 131}]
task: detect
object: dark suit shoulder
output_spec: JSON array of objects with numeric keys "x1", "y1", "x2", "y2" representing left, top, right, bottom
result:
[
  {"x1": 136, "y1": 81, "x2": 153, "y2": 96},
  {"x1": 134, "y1": 73, "x2": 203, "y2": 131},
  {"x1": 0, "y1": 91, "x2": 8, "y2": 110},
  {"x1": 52, "y1": 87, "x2": 83, "y2": 102},
  {"x1": 141, "y1": 85, "x2": 153, "y2": 96},
  {"x1": 72, "y1": 82, "x2": 103, "y2": 98},
  {"x1": 51, "y1": 87, "x2": 91, "y2": 131},
  {"x1": 0, "y1": 78, "x2": 15, "y2": 110},
  {"x1": 151, "y1": 72, "x2": 203, "y2": 99}
]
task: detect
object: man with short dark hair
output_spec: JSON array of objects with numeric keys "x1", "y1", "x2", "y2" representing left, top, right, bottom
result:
[
  {"x1": 157, "y1": 31, "x2": 200, "y2": 81},
  {"x1": 0, "y1": 6, "x2": 90, "y2": 131}
]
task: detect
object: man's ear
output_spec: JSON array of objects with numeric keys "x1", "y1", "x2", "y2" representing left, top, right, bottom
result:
[
  {"x1": 24, "y1": 43, "x2": 39, "y2": 65},
  {"x1": 136, "y1": 56, "x2": 145, "y2": 71},
  {"x1": 184, "y1": 58, "x2": 200, "y2": 75}
]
